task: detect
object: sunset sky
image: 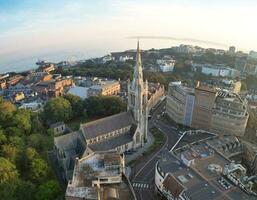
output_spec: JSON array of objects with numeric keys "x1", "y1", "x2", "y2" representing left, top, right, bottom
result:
[{"x1": 1, "y1": 0, "x2": 257, "y2": 72}]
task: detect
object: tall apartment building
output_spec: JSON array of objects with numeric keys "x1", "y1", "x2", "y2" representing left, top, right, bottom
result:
[
  {"x1": 191, "y1": 83, "x2": 217, "y2": 130},
  {"x1": 166, "y1": 82, "x2": 249, "y2": 136},
  {"x1": 210, "y1": 91, "x2": 249, "y2": 136},
  {"x1": 228, "y1": 46, "x2": 236, "y2": 54},
  {"x1": 166, "y1": 82, "x2": 195, "y2": 126}
]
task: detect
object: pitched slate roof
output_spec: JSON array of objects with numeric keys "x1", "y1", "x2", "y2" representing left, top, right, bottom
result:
[
  {"x1": 81, "y1": 111, "x2": 135, "y2": 140},
  {"x1": 163, "y1": 174, "x2": 185, "y2": 198},
  {"x1": 88, "y1": 131, "x2": 134, "y2": 152},
  {"x1": 54, "y1": 130, "x2": 85, "y2": 153}
]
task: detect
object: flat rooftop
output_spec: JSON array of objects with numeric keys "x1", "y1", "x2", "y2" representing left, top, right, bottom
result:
[
  {"x1": 72, "y1": 153, "x2": 122, "y2": 187},
  {"x1": 158, "y1": 132, "x2": 256, "y2": 200},
  {"x1": 66, "y1": 152, "x2": 135, "y2": 200},
  {"x1": 89, "y1": 80, "x2": 119, "y2": 90},
  {"x1": 206, "y1": 135, "x2": 243, "y2": 159},
  {"x1": 174, "y1": 130, "x2": 217, "y2": 150}
]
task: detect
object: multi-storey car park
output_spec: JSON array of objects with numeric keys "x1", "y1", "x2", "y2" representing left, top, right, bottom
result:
[{"x1": 155, "y1": 130, "x2": 257, "y2": 200}]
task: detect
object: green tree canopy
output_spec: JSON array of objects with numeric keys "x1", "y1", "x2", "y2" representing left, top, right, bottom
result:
[
  {"x1": 12, "y1": 109, "x2": 32, "y2": 134},
  {"x1": 84, "y1": 96, "x2": 127, "y2": 117},
  {"x1": 64, "y1": 93, "x2": 84, "y2": 117},
  {"x1": 36, "y1": 180, "x2": 62, "y2": 200},
  {"x1": 1, "y1": 145, "x2": 17, "y2": 163},
  {"x1": 29, "y1": 158, "x2": 48, "y2": 183},
  {"x1": 8, "y1": 135, "x2": 25, "y2": 149},
  {"x1": 26, "y1": 147, "x2": 38, "y2": 161},
  {"x1": 0, "y1": 130, "x2": 7, "y2": 145},
  {"x1": 27, "y1": 133, "x2": 48, "y2": 153},
  {"x1": 4, "y1": 126, "x2": 23, "y2": 137},
  {"x1": 0, "y1": 157, "x2": 19, "y2": 184},
  {"x1": 0, "y1": 182, "x2": 17, "y2": 200},
  {"x1": 0, "y1": 101, "x2": 16, "y2": 127},
  {"x1": 43, "y1": 97, "x2": 73, "y2": 123},
  {"x1": 15, "y1": 180, "x2": 36, "y2": 200}
]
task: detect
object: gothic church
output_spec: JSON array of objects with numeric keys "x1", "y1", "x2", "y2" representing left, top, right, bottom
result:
[{"x1": 54, "y1": 42, "x2": 148, "y2": 180}]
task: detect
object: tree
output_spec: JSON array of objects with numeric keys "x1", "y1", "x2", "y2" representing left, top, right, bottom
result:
[
  {"x1": 1, "y1": 145, "x2": 17, "y2": 163},
  {"x1": 101, "y1": 96, "x2": 127, "y2": 116},
  {"x1": 27, "y1": 134, "x2": 47, "y2": 152},
  {"x1": 25, "y1": 147, "x2": 38, "y2": 161},
  {"x1": 43, "y1": 97, "x2": 72, "y2": 123},
  {"x1": 0, "y1": 182, "x2": 17, "y2": 200},
  {"x1": 84, "y1": 96, "x2": 127, "y2": 117},
  {"x1": 0, "y1": 157, "x2": 19, "y2": 184},
  {"x1": 16, "y1": 147, "x2": 39, "y2": 176},
  {"x1": 0, "y1": 101, "x2": 16, "y2": 127},
  {"x1": 84, "y1": 96, "x2": 105, "y2": 117},
  {"x1": 4, "y1": 126, "x2": 23, "y2": 137},
  {"x1": 8, "y1": 135, "x2": 25, "y2": 149},
  {"x1": 15, "y1": 180, "x2": 36, "y2": 200},
  {"x1": 64, "y1": 94, "x2": 84, "y2": 117},
  {"x1": 0, "y1": 130, "x2": 7, "y2": 144},
  {"x1": 36, "y1": 180, "x2": 62, "y2": 200},
  {"x1": 12, "y1": 109, "x2": 32, "y2": 134},
  {"x1": 144, "y1": 71, "x2": 167, "y2": 86},
  {"x1": 29, "y1": 158, "x2": 48, "y2": 182}
]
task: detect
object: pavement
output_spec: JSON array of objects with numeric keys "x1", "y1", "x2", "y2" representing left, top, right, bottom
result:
[{"x1": 125, "y1": 131, "x2": 154, "y2": 164}]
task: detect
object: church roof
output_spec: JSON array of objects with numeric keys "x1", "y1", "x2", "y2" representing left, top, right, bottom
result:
[
  {"x1": 88, "y1": 131, "x2": 134, "y2": 152},
  {"x1": 54, "y1": 130, "x2": 85, "y2": 152},
  {"x1": 81, "y1": 111, "x2": 135, "y2": 140}
]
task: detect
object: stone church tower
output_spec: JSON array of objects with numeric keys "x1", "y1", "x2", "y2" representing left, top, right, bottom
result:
[{"x1": 127, "y1": 41, "x2": 149, "y2": 145}]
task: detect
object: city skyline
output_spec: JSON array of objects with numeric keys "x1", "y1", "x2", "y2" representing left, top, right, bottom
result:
[{"x1": 1, "y1": 0, "x2": 257, "y2": 72}]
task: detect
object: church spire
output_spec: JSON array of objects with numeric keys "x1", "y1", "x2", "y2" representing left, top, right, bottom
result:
[
  {"x1": 132, "y1": 40, "x2": 143, "y2": 88},
  {"x1": 136, "y1": 40, "x2": 142, "y2": 69},
  {"x1": 127, "y1": 41, "x2": 149, "y2": 144}
]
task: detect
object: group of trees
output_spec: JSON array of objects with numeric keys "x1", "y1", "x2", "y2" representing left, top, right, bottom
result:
[
  {"x1": 55, "y1": 60, "x2": 134, "y2": 81},
  {"x1": 84, "y1": 96, "x2": 127, "y2": 117},
  {"x1": 194, "y1": 51, "x2": 236, "y2": 67},
  {"x1": 42, "y1": 94, "x2": 127, "y2": 124},
  {"x1": 0, "y1": 97, "x2": 62, "y2": 200},
  {"x1": 53, "y1": 49, "x2": 239, "y2": 91}
]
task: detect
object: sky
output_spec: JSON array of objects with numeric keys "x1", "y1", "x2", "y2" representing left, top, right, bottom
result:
[{"x1": 1, "y1": 0, "x2": 257, "y2": 72}]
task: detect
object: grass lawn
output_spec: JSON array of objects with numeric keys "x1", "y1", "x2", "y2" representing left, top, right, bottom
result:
[
  {"x1": 128, "y1": 127, "x2": 166, "y2": 166},
  {"x1": 146, "y1": 127, "x2": 166, "y2": 154}
]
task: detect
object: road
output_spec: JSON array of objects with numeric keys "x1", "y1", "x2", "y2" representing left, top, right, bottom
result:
[{"x1": 130, "y1": 98, "x2": 180, "y2": 200}]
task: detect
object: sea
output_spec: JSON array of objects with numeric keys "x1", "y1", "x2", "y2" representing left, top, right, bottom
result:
[
  {"x1": 0, "y1": 50, "x2": 107, "y2": 74},
  {"x1": 0, "y1": 40, "x2": 228, "y2": 74}
]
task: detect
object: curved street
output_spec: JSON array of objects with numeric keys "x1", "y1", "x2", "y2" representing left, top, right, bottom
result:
[{"x1": 130, "y1": 99, "x2": 180, "y2": 200}]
